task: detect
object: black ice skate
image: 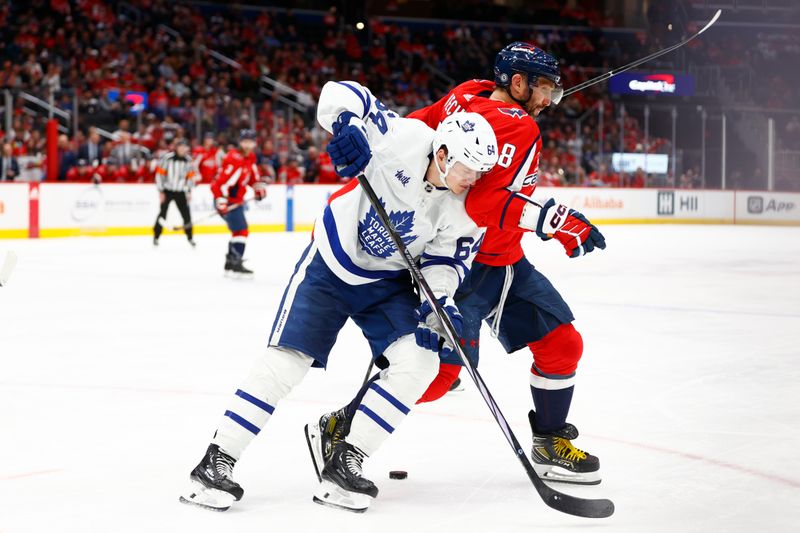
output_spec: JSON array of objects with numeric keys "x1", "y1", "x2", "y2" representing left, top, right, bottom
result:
[
  {"x1": 528, "y1": 410, "x2": 601, "y2": 485},
  {"x1": 304, "y1": 408, "x2": 349, "y2": 481},
  {"x1": 224, "y1": 253, "x2": 253, "y2": 278},
  {"x1": 314, "y1": 441, "x2": 377, "y2": 513},
  {"x1": 179, "y1": 444, "x2": 244, "y2": 511}
]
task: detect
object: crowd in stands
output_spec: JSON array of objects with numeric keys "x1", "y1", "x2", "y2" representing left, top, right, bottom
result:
[{"x1": 0, "y1": 0, "x2": 797, "y2": 190}]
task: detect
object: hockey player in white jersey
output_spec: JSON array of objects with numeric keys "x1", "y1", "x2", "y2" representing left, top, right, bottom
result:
[{"x1": 180, "y1": 80, "x2": 498, "y2": 513}]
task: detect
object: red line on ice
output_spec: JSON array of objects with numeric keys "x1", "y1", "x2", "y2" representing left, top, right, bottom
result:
[
  {"x1": 591, "y1": 435, "x2": 800, "y2": 489},
  {"x1": 0, "y1": 469, "x2": 62, "y2": 481}
]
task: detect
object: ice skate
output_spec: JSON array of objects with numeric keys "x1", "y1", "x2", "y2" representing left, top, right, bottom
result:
[
  {"x1": 304, "y1": 407, "x2": 349, "y2": 481},
  {"x1": 224, "y1": 253, "x2": 254, "y2": 278},
  {"x1": 179, "y1": 444, "x2": 244, "y2": 511},
  {"x1": 314, "y1": 441, "x2": 377, "y2": 512},
  {"x1": 449, "y1": 376, "x2": 464, "y2": 392},
  {"x1": 529, "y1": 410, "x2": 601, "y2": 485}
]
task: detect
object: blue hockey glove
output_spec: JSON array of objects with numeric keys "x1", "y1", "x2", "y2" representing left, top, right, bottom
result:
[
  {"x1": 415, "y1": 296, "x2": 463, "y2": 353},
  {"x1": 536, "y1": 198, "x2": 606, "y2": 258},
  {"x1": 327, "y1": 112, "x2": 371, "y2": 178}
]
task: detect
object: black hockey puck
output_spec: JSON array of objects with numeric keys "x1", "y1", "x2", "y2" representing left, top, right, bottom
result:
[{"x1": 389, "y1": 470, "x2": 408, "y2": 480}]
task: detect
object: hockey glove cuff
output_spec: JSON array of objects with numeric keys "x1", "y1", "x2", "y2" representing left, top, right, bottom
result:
[{"x1": 533, "y1": 198, "x2": 607, "y2": 258}]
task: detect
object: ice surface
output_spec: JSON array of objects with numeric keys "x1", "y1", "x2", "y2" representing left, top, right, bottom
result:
[{"x1": 1, "y1": 225, "x2": 799, "y2": 532}]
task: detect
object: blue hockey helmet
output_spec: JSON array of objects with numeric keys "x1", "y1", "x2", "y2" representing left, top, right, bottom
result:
[
  {"x1": 239, "y1": 129, "x2": 257, "y2": 141},
  {"x1": 494, "y1": 42, "x2": 563, "y2": 105}
]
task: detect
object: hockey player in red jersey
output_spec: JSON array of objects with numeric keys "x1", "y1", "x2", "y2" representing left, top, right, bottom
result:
[
  {"x1": 308, "y1": 43, "x2": 607, "y2": 486},
  {"x1": 210, "y1": 129, "x2": 268, "y2": 276},
  {"x1": 193, "y1": 133, "x2": 223, "y2": 183}
]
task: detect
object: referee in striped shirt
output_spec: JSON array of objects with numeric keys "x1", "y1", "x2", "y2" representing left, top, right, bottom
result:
[{"x1": 153, "y1": 139, "x2": 198, "y2": 247}]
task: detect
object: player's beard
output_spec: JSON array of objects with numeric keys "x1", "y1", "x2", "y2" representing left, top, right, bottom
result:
[{"x1": 529, "y1": 104, "x2": 546, "y2": 117}]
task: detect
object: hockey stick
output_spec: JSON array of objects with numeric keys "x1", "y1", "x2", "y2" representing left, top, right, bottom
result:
[
  {"x1": 158, "y1": 199, "x2": 253, "y2": 231},
  {"x1": 0, "y1": 251, "x2": 17, "y2": 287},
  {"x1": 361, "y1": 359, "x2": 375, "y2": 386},
  {"x1": 354, "y1": 174, "x2": 614, "y2": 518},
  {"x1": 562, "y1": 9, "x2": 721, "y2": 99}
]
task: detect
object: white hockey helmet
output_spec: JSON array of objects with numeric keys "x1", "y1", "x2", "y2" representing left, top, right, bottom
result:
[{"x1": 432, "y1": 111, "x2": 498, "y2": 190}]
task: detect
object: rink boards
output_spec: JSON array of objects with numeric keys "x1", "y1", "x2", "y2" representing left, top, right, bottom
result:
[{"x1": 0, "y1": 183, "x2": 798, "y2": 238}]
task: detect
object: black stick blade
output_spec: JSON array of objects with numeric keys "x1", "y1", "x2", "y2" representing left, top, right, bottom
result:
[{"x1": 545, "y1": 490, "x2": 615, "y2": 519}]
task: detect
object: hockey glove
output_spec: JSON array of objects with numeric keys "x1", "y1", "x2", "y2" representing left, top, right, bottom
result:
[
  {"x1": 536, "y1": 198, "x2": 606, "y2": 258},
  {"x1": 415, "y1": 296, "x2": 463, "y2": 353},
  {"x1": 215, "y1": 196, "x2": 229, "y2": 215},
  {"x1": 327, "y1": 112, "x2": 371, "y2": 178},
  {"x1": 254, "y1": 182, "x2": 267, "y2": 201}
]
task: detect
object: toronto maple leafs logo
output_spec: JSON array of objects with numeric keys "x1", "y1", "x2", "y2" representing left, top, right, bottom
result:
[
  {"x1": 394, "y1": 169, "x2": 411, "y2": 187},
  {"x1": 358, "y1": 199, "x2": 417, "y2": 258},
  {"x1": 498, "y1": 107, "x2": 526, "y2": 119},
  {"x1": 461, "y1": 120, "x2": 475, "y2": 132}
]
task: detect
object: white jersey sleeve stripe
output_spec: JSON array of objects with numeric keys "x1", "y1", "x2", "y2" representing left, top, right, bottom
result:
[{"x1": 335, "y1": 81, "x2": 371, "y2": 120}]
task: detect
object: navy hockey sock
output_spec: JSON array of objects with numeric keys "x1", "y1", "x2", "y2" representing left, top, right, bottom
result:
[
  {"x1": 530, "y1": 385, "x2": 574, "y2": 434},
  {"x1": 229, "y1": 241, "x2": 246, "y2": 258}
]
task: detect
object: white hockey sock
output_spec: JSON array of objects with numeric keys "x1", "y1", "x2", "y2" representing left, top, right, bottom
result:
[
  {"x1": 348, "y1": 335, "x2": 439, "y2": 456},
  {"x1": 212, "y1": 346, "x2": 313, "y2": 459}
]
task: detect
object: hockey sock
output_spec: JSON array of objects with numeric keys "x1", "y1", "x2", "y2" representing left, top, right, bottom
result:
[
  {"x1": 229, "y1": 238, "x2": 246, "y2": 258},
  {"x1": 530, "y1": 384, "x2": 575, "y2": 435},
  {"x1": 347, "y1": 336, "x2": 438, "y2": 456},
  {"x1": 527, "y1": 324, "x2": 583, "y2": 434},
  {"x1": 212, "y1": 346, "x2": 313, "y2": 459}
]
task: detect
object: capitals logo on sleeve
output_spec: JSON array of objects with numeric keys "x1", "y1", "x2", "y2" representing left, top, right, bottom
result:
[
  {"x1": 498, "y1": 107, "x2": 526, "y2": 119},
  {"x1": 358, "y1": 199, "x2": 417, "y2": 258}
]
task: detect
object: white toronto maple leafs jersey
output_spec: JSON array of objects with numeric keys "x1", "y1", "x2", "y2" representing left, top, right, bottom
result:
[{"x1": 314, "y1": 80, "x2": 485, "y2": 299}]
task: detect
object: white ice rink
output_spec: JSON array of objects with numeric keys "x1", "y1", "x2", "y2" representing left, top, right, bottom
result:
[{"x1": 1, "y1": 225, "x2": 799, "y2": 532}]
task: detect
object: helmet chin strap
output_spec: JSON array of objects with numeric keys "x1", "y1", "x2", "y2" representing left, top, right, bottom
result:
[
  {"x1": 436, "y1": 153, "x2": 456, "y2": 192},
  {"x1": 505, "y1": 83, "x2": 534, "y2": 113}
]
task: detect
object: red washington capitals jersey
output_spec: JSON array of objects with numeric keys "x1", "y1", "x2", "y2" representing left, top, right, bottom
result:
[
  {"x1": 408, "y1": 80, "x2": 542, "y2": 266},
  {"x1": 211, "y1": 149, "x2": 261, "y2": 203}
]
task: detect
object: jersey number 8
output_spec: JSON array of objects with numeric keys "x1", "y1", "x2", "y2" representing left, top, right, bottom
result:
[{"x1": 497, "y1": 143, "x2": 516, "y2": 168}]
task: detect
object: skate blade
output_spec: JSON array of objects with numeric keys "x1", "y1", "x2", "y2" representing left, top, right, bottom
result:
[
  {"x1": 304, "y1": 423, "x2": 323, "y2": 482},
  {"x1": 312, "y1": 480, "x2": 371, "y2": 513},
  {"x1": 533, "y1": 463, "x2": 602, "y2": 485},
  {"x1": 448, "y1": 380, "x2": 465, "y2": 393},
  {"x1": 179, "y1": 479, "x2": 235, "y2": 511},
  {"x1": 224, "y1": 271, "x2": 255, "y2": 280}
]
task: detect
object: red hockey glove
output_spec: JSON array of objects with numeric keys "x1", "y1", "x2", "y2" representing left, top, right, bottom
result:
[
  {"x1": 215, "y1": 197, "x2": 229, "y2": 215},
  {"x1": 254, "y1": 182, "x2": 267, "y2": 201},
  {"x1": 536, "y1": 198, "x2": 606, "y2": 258}
]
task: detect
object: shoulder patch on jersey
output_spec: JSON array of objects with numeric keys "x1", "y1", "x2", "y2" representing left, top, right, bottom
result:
[
  {"x1": 464, "y1": 94, "x2": 475, "y2": 101},
  {"x1": 497, "y1": 107, "x2": 526, "y2": 119},
  {"x1": 358, "y1": 199, "x2": 417, "y2": 258},
  {"x1": 461, "y1": 120, "x2": 476, "y2": 132}
]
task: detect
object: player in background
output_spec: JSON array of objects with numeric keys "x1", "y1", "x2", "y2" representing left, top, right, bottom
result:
[
  {"x1": 210, "y1": 129, "x2": 267, "y2": 277},
  {"x1": 179, "y1": 80, "x2": 498, "y2": 513},
  {"x1": 309, "y1": 43, "x2": 607, "y2": 486},
  {"x1": 193, "y1": 132, "x2": 224, "y2": 183}
]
